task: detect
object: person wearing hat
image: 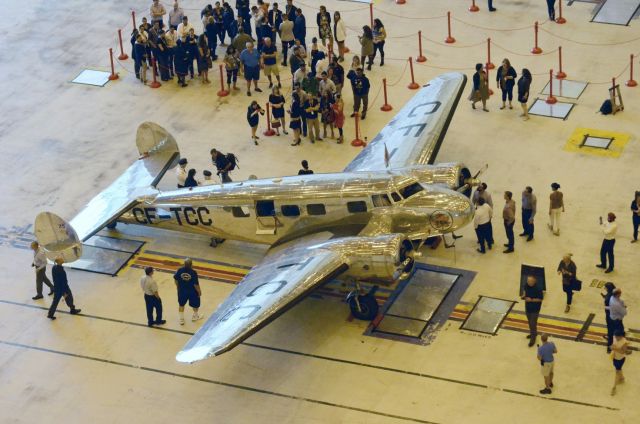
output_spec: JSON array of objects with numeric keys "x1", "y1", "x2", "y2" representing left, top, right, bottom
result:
[
  {"x1": 30, "y1": 241, "x2": 54, "y2": 300},
  {"x1": 548, "y1": 182, "x2": 564, "y2": 236},
  {"x1": 140, "y1": 266, "x2": 166, "y2": 327},
  {"x1": 346, "y1": 67, "x2": 370, "y2": 120},
  {"x1": 597, "y1": 212, "x2": 617, "y2": 273},
  {"x1": 201, "y1": 169, "x2": 214, "y2": 185},
  {"x1": 47, "y1": 258, "x2": 81, "y2": 320},
  {"x1": 176, "y1": 158, "x2": 188, "y2": 188}
]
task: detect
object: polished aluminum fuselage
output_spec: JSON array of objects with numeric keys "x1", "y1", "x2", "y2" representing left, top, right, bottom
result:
[{"x1": 118, "y1": 164, "x2": 474, "y2": 245}]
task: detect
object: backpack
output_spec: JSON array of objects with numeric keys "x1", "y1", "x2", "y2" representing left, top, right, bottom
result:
[
  {"x1": 226, "y1": 153, "x2": 239, "y2": 170},
  {"x1": 599, "y1": 99, "x2": 612, "y2": 115}
]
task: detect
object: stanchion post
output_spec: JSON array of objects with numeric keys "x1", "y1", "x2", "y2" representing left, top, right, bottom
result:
[
  {"x1": 351, "y1": 112, "x2": 364, "y2": 146},
  {"x1": 217, "y1": 64, "x2": 229, "y2": 96},
  {"x1": 131, "y1": 11, "x2": 137, "y2": 30},
  {"x1": 546, "y1": 69, "x2": 557, "y2": 104},
  {"x1": 117, "y1": 29, "x2": 129, "y2": 60},
  {"x1": 264, "y1": 103, "x2": 276, "y2": 136},
  {"x1": 380, "y1": 78, "x2": 393, "y2": 111},
  {"x1": 416, "y1": 31, "x2": 427, "y2": 62},
  {"x1": 626, "y1": 54, "x2": 637, "y2": 87},
  {"x1": 407, "y1": 57, "x2": 420, "y2": 89},
  {"x1": 396, "y1": 0, "x2": 406, "y2": 4},
  {"x1": 369, "y1": 3, "x2": 374, "y2": 30},
  {"x1": 445, "y1": 12, "x2": 456, "y2": 44},
  {"x1": 531, "y1": 21, "x2": 542, "y2": 54},
  {"x1": 108, "y1": 48, "x2": 119, "y2": 80},
  {"x1": 486, "y1": 63, "x2": 494, "y2": 96},
  {"x1": 556, "y1": 0, "x2": 567, "y2": 24},
  {"x1": 486, "y1": 38, "x2": 495, "y2": 69},
  {"x1": 469, "y1": 0, "x2": 480, "y2": 12},
  {"x1": 149, "y1": 58, "x2": 161, "y2": 88},
  {"x1": 555, "y1": 46, "x2": 566, "y2": 79}
]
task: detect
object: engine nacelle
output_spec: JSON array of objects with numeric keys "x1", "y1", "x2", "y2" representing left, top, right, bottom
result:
[
  {"x1": 316, "y1": 234, "x2": 416, "y2": 283},
  {"x1": 402, "y1": 163, "x2": 475, "y2": 196}
]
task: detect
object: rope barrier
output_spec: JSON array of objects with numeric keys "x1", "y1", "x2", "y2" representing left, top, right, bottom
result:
[
  {"x1": 452, "y1": 17, "x2": 549, "y2": 32},
  {"x1": 539, "y1": 27, "x2": 640, "y2": 46},
  {"x1": 421, "y1": 34, "x2": 484, "y2": 49},
  {"x1": 386, "y1": 59, "x2": 410, "y2": 87}
]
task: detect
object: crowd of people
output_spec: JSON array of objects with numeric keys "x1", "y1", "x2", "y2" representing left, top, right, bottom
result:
[{"x1": 130, "y1": 0, "x2": 384, "y2": 146}]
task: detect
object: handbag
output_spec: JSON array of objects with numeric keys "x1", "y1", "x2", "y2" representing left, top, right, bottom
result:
[{"x1": 571, "y1": 278, "x2": 582, "y2": 291}]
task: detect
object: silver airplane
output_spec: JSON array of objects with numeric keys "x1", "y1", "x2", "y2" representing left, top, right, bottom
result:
[{"x1": 34, "y1": 72, "x2": 480, "y2": 363}]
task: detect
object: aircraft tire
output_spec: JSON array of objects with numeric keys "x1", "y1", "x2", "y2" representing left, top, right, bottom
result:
[{"x1": 349, "y1": 294, "x2": 379, "y2": 320}]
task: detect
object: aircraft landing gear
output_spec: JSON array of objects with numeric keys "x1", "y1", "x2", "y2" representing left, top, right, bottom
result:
[
  {"x1": 346, "y1": 281, "x2": 379, "y2": 320},
  {"x1": 209, "y1": 238, "x2": 226, "y2": 247}
]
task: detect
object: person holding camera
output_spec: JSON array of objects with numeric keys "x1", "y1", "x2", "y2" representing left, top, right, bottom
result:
[
  {"x1": 210, "y1": 148, "x2": 233, "y2": 183},
  {"x1": 247, "y1": 100, "x2": 265, "y2": 145},
  {"x1": 597, "y1": 212, "x2": 617, "y2": 273}
]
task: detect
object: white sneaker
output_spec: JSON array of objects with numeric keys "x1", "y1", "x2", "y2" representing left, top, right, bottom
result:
[
  {"x1": 179, "y1": 317, "x2": 185, "y2": 325},
  {"x1": 192, "y1": 313, "x2": 203, "y2": 322}
]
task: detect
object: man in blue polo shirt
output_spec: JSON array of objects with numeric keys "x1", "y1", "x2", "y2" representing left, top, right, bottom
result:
[
  {"x1": 173, "y1": 258, "x2": 202, "y2": 325},
  {"x1": 261, "y1": 37, "x2": 281, "y2": 88},
  {"x1": 239, "y1": 41, "x2": 262, "y2": 96},
  {"x1": 536, "y1": 334, "x2": 557, "y2": 395}
]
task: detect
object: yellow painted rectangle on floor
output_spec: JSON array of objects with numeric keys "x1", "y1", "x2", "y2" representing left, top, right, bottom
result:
[{"x1": 564, "y1": 127, "x2": 631, "y2": 158}]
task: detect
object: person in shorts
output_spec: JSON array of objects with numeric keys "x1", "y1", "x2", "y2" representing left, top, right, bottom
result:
[
  {"x1": 261, "y1": 37, "x2": 281, "y2": 89},
  {"x1": 610, "y1": 329, "x2": 629, "y2": 395},
  {"x1": 537, "y1": 334, "x2": 557, "y2": 395},
  {"x1": 173, "y1": 258, "x2": 202, "y2": 325},
  {"x1": 239, "y1": 41, "x2": 262, "y2": 96}
]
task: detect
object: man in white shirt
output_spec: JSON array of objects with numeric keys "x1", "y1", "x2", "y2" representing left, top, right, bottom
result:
[
  {"x1": 176, "y1": 158, "x2": 188, "y2": 188},
  {"x1": 293, "y1": 62, "x2": 307, "y2": 86},
  {"x1": 30, "y1": 241, "x2": 54, "y2": 300},
  {"x1": 474, "y1": 198, "x2": 493, "y2": 253},
  {"x1": 140, "y1": 267, "x2": 166, "y2": 327},
  {"x1": 318, "y1": 71, "x2": 336, "y2": 96},
  {"x1": 597, "y1": 212, "x2": 617, "y2": 273},
  {"x1": 168, "y1": 2, "x2": 184, "y2": 29},
  {"x1": 177, "y1": 16, "x2": 194, "y2": 40},
  {"x1": 150, "y1": 0, "x2": 167, "y2": 28}
]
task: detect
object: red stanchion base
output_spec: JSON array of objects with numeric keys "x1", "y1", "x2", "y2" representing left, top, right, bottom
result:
[
  {"x1": 108, "y1": 73, "x2": 119, "y2": 81},
  {"x1": 380, "y1": 104, "x2": 393, "y2": 111},
  {"x1": 408, "y1": 82, "x2": 420, "y2": 90},
  {"x1": 416, "y1": 55, "x2": 427, "y2": 63},
  {"x1": 469, "y1": 5, "x2": 480, "y2": 12},
  {"x1": 351, "y1": 138, "x2": 364, "y2": 146},
  {"x1": 556, "y1": 17, "x2": 567, "y2": 24},
  {"x1": 217, "y1": 89, "x2": 230, "y2": 97},
  {"x1": 487, "y1": 62, "x2": 495, "y2": 70},
  {"x1": 445, "y1": 36, "x2": 456, "y2": 44},
  {"x1": 626, "y1": 79, "x2": 638, "y2": 87},
  {"x1": 488, "y1": 88, "x2": 494, "y2": 96},
  {"x1": 118, "y1": 53, "x2": 129, "y2": 60},
  {"x1": 149, "y1": 81, "x2": 161, "y2": 88},
  {"x1": 263, "y1": 128, "x2": 276, "y2": 136},
  {"x1": 556, "y1": 71, "x2": 567, "y2": 79},
  {"x1": 344, "y1": 46, "x2": 350, "y2": 53},
  {"x1": 531, "y1": 47, "x2": 543, "y2": 54},
  {"x1": 546, "y1": 96, "x2": 558, "y2": 104},
  {"x1": 396, "y1": 0, "x2": 406, "y2": 4}
]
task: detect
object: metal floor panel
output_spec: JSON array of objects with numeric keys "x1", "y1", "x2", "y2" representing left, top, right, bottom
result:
[
  {"x1": 540, "y1": 79, "x2": 588, "y2": 99},
  {"x1": 69, "y1": 245, "x2": 136, "y2": 276},
  {"x1": 528, "y1": 99, "x2": 575, "y2": 120},
  {"x1": 71, "y1": 69, "x2": 111, "y2": 87},
  {"x1": 84, "y1": 235, "x2": 145, "y2": 253},
  {"x1": 592, "y1": 0, "x2": 640, "y2": 25},
  {"x1": 460, "y1": 296, "x2": 516, "y2": 335}
]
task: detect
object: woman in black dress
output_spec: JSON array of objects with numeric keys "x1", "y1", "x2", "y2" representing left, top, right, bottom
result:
[
  {"x1": 269, "y1": 86, "x2": 288, "y2": 136},
  {"x1": 557, "y1": 253, "x2": 577, "y2": 313},
  {"x1": 247, "y1": 101, "x2": 265, "y2": 145},
  {"x1": 289, "y1": 92, "x2": 303, "y2": 146},
  {"x1": 184, "y1": 169, "x2": 200, "y2": 188},
  {"x1": 517, "y1": 68, "x2": 532, "y2": 121}
]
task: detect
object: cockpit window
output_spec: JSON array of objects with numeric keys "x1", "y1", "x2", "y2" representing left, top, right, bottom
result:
[
  {"x1": 391, "y1": 192, "x2": 402, "y2": 202},
  {"x1": 372, "y1": 194, "x2": 391, "y2": 207},
  {"x1": 398, "y1": 182, "x2": 424, "y2": 199}
]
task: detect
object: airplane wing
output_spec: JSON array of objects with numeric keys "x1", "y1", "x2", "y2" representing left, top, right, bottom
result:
[
  {"x1": 176, "y1": 235, "x2": 349, "y2": 363},
  {"x1": 344, "y1": 72, "x2": 467, "y2": 172}
]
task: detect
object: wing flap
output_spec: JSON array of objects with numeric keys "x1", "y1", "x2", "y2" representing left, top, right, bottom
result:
[
  {"x1": 344, "y1": 72, "x2": 467, "y2": 172},
  {"x1": 176, "y1": 247, "x2": 348, "y2": 362}
]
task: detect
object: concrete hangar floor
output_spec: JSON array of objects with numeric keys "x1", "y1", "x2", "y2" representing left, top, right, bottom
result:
[{"x1": 0, "y1": 0, "x2": 639, "y2": 422}]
